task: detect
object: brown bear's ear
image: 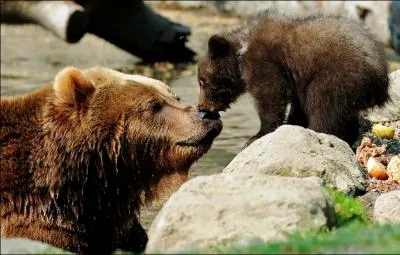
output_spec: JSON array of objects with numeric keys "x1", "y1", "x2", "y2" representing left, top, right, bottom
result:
[
  {"x1": 208, "y1": 34, "x2": 230, "y2": 59},
  {"x1": 53, "y1": 67, "x2": 95, "y2": 105}
]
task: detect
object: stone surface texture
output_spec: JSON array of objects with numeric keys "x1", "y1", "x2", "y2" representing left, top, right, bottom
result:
[
  {"x1": 223, "y1": 125, "x2": 367, "y2": 194},
  {"x1": 373, "y1": 190, "x2": 400, "y2": 224},
  {"x1": 145, "y1": 175, "x2": 335, "y2": 253}
]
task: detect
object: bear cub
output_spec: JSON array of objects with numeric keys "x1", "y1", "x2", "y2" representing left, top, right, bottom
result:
[{"x1": 197, "y1": 9, "x2": 390, "y2": 147}]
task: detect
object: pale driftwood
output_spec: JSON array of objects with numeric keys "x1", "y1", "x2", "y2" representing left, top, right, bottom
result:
[{"x1": 1, "y1": 1, "x2": 88, "y2": 43}]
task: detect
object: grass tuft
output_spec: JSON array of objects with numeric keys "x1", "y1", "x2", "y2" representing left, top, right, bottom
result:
[{"x1": 324, "y1": 187, "x2": 370, "y2": 226}]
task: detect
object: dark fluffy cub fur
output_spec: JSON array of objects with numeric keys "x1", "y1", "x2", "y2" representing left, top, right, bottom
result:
[{"x1": 197, "y1": 9, "x2": 390, "y2": 147}]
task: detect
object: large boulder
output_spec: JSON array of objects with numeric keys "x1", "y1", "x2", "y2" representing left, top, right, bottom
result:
[
  {"x1": 373, "y1": 190, "x2": 400, "y2": 224},
  {"x1": 222, "y1": 125, "x2": 367, "y2": 195},
  {"x1": 363, "y1": 69, "x2": 400, "y2": 122},
  {"x1": 145, "y1": 175, "x2": 335, "y2": 253}
]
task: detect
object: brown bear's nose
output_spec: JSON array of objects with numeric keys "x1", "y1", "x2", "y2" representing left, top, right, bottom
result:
[{"x1": 197, "y1": 111, "x2": 220, "y2": 120}]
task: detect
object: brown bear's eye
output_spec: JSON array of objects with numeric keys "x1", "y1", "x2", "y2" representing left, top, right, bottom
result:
[{"x1": 150, "y1": 101, "x2": 163, "y2": 113}]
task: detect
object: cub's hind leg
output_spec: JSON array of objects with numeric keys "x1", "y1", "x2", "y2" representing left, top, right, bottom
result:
[{"x1": 305, "y1": 84, "x2": 360, "y2": 146}]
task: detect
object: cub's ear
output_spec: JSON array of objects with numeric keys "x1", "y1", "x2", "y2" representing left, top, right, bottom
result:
[
  {"x1": 208, "y1": 34, "x2": 230, "y2": 59},
  {"x1": 53, "y1": 67, "x2": 95, "y2": 105}
]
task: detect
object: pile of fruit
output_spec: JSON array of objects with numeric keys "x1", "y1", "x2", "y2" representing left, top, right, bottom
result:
[{"x1": 356, "y1": 121, "x2": 400, "y2": 193}]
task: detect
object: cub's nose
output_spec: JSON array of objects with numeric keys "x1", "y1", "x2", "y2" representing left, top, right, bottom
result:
[{"x1": 197, "y1": 111, "x2": 220, "y2": 120}]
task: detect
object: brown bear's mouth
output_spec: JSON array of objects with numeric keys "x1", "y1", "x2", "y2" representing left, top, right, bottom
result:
[
  {"x1": 176, "y1": 120, "x2": 222, "y2": 147},
  {"x1": 176, "y1": 137, "x2": 213, "y2": 147}
]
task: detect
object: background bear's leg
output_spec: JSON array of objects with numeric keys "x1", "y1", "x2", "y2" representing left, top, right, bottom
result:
[
  {"x1": 117, "y1": 221, "x2": 148, "y2": 253},
  {"x1": 306, "y1": 85, "x2": 360, "y2": 146},
  {"x1": 78, "y1": 0, "x2": 195, "y2": 62}
]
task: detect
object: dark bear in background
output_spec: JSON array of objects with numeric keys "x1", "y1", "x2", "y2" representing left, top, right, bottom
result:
[{"x1": 197, "y1": 9, "x2": 390, "y2": 148}]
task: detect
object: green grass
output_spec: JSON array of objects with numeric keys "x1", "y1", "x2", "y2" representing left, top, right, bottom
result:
[
  {"x1": 195, "y1": 222, "x2": 400, "y2": 254},
  {"x1": 324, "y1": 187, "x2": 370, "y2": 226}
]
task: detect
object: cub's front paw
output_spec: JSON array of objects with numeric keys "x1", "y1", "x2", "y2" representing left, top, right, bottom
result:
[{"x1": 243, "y1": 135, "x2": 260, "y2": 150}]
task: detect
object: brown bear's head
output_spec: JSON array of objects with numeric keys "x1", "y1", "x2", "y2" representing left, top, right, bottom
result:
[
  {"x1": 197, "y1": 33, "x2": 246, "y2": 113},
  {"x1": 41, "y1": 66, "x2": 222, "y2": 201}
]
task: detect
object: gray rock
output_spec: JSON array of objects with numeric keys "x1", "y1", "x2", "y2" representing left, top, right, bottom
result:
[
  {"x1": 373, "y1": 190, "x2": 400, "y2": 224},
  {"x1": 387, "y1": 156, "x2": 400, "y2": 181},
  {"x1": 358, "y1": 191, "x2": 381, "y2": 218},
  {"x1": 145, "y1": 175, "x2": 335, "y2": 253},
  {"x1": 222, "y1": 125, "x2": 367, "y2": 194},
  {"x1": 363, "y1": 69, "x2": 400, "y2": 122},
  {"x1": 0, "y1": 238, "x2": 68, "y2": 254}
]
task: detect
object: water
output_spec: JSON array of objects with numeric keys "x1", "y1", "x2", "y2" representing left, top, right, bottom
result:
[{"x1": 1, "y1": 20, "x2": 258, "y2": 229}]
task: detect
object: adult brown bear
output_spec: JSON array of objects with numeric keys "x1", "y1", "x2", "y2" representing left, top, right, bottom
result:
[
  {"x1": 197, "y1": 9, "x2": 390, "y2": 148},
  {"x1": 0, "y1": 67, "x2": 222, "y2": 254}
]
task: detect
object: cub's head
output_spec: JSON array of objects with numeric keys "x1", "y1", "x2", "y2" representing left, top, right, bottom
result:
[
  {"x1": 44, "y1": 66, "x2": 222, "y2": 200},
  {"x1": 197, "y1": 34, "x2": 246, "y2": 113}
]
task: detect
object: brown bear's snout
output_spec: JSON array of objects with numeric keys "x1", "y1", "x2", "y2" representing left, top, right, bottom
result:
[
  {"x1": 197, "y1": 111, "x2": 223, "y2": 143},
  {"x1": 176, "y1": 111, "x2": 222, "y2": 147},
  {"x1": 197, "y1": 110, "x2": 222, "y2": 136}
]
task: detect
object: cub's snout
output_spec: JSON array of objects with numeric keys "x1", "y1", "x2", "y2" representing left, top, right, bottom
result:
[{"x1": 197, "y1": 111, "x2": 220, "y2": 120}]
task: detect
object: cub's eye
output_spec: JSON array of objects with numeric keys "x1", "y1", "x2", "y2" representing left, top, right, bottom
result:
[{"x1": 150, "y1": 101, "x2": 163, "y2": 113}]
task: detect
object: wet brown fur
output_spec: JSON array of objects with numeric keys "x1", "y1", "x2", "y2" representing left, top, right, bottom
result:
[
  {"x1": 0, "y1": 67, "x2": 222, "y2": 254},
  {"x1": 197, "y1": 10, "x2": 390, "y2": 147}
]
